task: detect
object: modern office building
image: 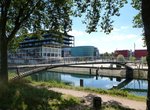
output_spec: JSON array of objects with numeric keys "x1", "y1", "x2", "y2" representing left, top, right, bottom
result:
[
  {"x1": 8, "y1": 32, "x2": 74, "y2": 64},
  {"x1": 19, "y1": 33, "x2": 74, "y2": 48},
  {"x1": 71, "y1": 46, "x2": 100, "y2": 58},
  {"x1": 61, "y1": 47, "x2": 71, "y2": 57}
]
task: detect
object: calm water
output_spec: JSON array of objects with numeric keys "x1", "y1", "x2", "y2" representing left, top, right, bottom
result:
[{"x1": 31, "y1": 70, "x2": 148, "y2": 96}]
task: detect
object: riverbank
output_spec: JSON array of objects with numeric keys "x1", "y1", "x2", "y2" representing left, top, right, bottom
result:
[
  {"x1": 31, "y1": 79, "x2": 146, "y2": 109},
  {"x1": 1, "y1": 79, "x2": 145, "y2": 110},
  {"x1": 7, "y1": 73, "x2": 147, "y2": 110},
  {"x1": 49, "y1": 87, "x2": 146, "y2": 110}
]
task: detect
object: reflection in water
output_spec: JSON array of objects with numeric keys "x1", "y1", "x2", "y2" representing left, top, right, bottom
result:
[
  {"x1": 31, "y1": 71, "x2": 147, "y2": 96},
  {"x1": 32, "y1": 71, "x2": 61, "y2": 82}
]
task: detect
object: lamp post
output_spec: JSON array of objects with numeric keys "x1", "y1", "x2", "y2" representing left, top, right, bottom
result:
[{"x1": 134, "y1": 43, "x2": 136, "y2": 57}]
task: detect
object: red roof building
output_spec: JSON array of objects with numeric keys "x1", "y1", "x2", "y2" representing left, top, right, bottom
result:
[
  {"x1": 115, "y1": 50, "x2": 130, "y2": 58},
  {"x1": 134, "y1": 49, "x2": 147, "y2": 59}
]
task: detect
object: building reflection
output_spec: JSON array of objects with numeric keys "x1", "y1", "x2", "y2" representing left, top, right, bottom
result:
[{"x1": 32, "y1": 71, "x2": 61, "y2": 82}]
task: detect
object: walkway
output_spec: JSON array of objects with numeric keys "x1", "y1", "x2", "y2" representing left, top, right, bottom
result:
[
  {"x1": 49, "y1": 88, "x2": 146, "y2": 110},
  {"x1": 10, "y1": 61, "x2": 135, "y2": 80}
]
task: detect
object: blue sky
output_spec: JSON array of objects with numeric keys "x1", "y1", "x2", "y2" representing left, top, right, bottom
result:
[{"x1": 68, "y1": 2, "x2": 146, "y2": 53}]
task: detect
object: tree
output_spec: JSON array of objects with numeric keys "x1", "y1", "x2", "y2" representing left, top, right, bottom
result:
[
  {"x1": 117, "y1": 54, "x2": 125, "y2": 62},
  {"x1": 142, "y1": 1, "x2": 150, "y2": 109},
  {"x1": 0, "y1": 0, "x2": 73, "y2": 84},
  {"x1": 129, "y1": 56, "x2": 136, "y2": 62},
  {"x1": 1, "y1": 0, "x2": 150, "y2": 109}
]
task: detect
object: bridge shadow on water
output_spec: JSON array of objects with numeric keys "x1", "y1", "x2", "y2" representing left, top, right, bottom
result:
[{"x1": 110, "y1": 64, "x2": 134, "y2": 90}]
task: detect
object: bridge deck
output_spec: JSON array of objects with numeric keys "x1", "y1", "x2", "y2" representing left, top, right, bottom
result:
[{"x1": 10, "y1": 61, "x2": 148, "y2": 81}]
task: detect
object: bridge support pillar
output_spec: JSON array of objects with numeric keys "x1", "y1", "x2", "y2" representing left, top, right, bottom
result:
[
  {"x1": 96, "y1": 68, "x2": 99, "y2": 80},
  {"x1": 89, "y1": 68, "x2": 92, "y2": 75},
  {"x1": 80, "y1": 79, "x2": 84, "y2": 87},
  {"x1": 116, "y1": 77, "x2": 121, "y2": 82}
]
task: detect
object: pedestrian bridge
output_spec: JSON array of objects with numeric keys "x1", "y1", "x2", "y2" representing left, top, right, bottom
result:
[
  {"x1": 9, "y1": 60, "x2": 148, "y2": 90},
  {"x1": 9, "y1": 60, "x2": 147, "y2": 81}
]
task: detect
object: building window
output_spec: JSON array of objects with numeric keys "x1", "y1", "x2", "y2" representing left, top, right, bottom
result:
[
  {"x1": 51, "y1": 53, "x2": 54, "y2": 57},
  {"x1": 47, "y1": 53, "x2": 50, "y2": 56}
]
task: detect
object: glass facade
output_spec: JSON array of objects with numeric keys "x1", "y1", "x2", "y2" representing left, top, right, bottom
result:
[{"x1": 71, "y1": 46, "x2": 99, "y2": 57}]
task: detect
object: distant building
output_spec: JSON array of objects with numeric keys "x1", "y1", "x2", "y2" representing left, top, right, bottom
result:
[
  {"x1": 71, "y1": 46, "x2": 100, "y2": 58},
  {"x1": 114, "y1": 49, "x2": 148, "y2": 59},
  {"x1": 114, "y1": 50, "x2": 130, "y2": 58},
  {"x1": 8, "y1": 32, "x2": 74, "y2": 64},
  {"x1": 62, "y1": 48, "x2": 71, "y2": 57},
  {"x1": 134, "y1": 49, "x2": 147, "y2": 59}
]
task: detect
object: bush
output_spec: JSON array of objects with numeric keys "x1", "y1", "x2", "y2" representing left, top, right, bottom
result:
[
  {"x1": 117, "y1": 54, "x2": 125, "y2": 62},
  {"x1": 141, "y1": 56, "x2": 147, "y2": 64},
  {"x1": 129, "y1": 56, "x2": 136, "y2": 62}
]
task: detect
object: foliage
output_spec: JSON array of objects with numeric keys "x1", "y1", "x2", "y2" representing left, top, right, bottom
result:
[
  {"x1": 0, "y1": 79, "x2": 139, "y2": 110},
  {"x1": 117, "y1": 54, "x2": 126, "y2": 62},
  {"x1": 102, "y1": 104, "x2": 133, "y2": 110},
  {"x1": 0, "y1": 82, "x2": 80, "y2": 110},
  {"x1": 141, "y1": 56, "x2": 147, "y2": 64},
  {"x1": 131, "y1": 0, "x2": 143, "y2": 28},
  {"x1": 74, "y1": 0, "x2": 128, "y2": 33},
  {"x1": 129, "y1": 56, "x2": 136, "y2": 62}
]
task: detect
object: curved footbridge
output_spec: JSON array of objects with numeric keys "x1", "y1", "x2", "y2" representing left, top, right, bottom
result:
[{"x1": 9, "y1": 61, "x2": 148, "y2": 81}]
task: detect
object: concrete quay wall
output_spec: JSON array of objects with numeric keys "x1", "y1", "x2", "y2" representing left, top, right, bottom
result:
[{"x1": 49, "y1": 66, "x2": 147, "y2": 80}]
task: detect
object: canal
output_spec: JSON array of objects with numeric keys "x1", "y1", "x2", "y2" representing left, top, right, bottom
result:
[{"x1": 31, "y1": 70, "x2": 147, "y2": 97}]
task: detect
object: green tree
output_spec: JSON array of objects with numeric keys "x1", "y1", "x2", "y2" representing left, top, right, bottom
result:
[
  {"x1": 0, "y1": 0, "x2": 73, "y2": 84},
  {"x1": 117, "y1": 54, "x2": 125, "y2": 62},
  {"x1": 1, "y1": 0, "x2": 150, "y2": 109},
  {"x1": 129, "y1": 56, "x2": 136, "y2": 62}
]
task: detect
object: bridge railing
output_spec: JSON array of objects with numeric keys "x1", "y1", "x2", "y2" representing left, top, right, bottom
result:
[
  {"x1": 8, "y1": 56, "x2": 147, "y2": 69},
  {"x1": 8, "y1": 56, "x2": 101, "y2": 65}
]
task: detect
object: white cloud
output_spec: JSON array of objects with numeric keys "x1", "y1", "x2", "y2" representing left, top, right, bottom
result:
[
  {"x1": 120, "y1": 26, "x2": 130, "y2": 30},
  {"x1": 113, "y1": 26, "x2": 130, "y2": 32},
  {"x1": 110, "y1": 34, "x2": 137, "y2": 41},
  {"x1": 134, "y1": 38, "x2": 146, "y2": 49},
  {"x1": 68, "y1": 30, "x2": 88, "y2": 37},
  {"x1": 68, "y1": 29, "x2": 145, "y2": 53}
]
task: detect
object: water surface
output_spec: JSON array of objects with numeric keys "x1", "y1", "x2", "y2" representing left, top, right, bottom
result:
[{"x1": 31, "y1": 71, "x2": 147, "y2": 96}]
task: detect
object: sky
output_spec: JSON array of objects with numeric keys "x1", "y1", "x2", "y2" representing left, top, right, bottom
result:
[{"x1": 68, "y1": 2, "x2": 146, "y2": 54}]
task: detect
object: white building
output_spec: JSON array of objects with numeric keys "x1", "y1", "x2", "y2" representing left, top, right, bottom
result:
[{"x1": 8, "y1": 32, "x2": 74, "y2": 64}]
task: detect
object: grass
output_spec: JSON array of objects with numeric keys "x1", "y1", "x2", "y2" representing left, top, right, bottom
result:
[
  {"x1": 0, "y1": 80, "x2": 81, "y2": 110},
  {"x1": 8, "y1": 71, "x2": 17, "y2": 79},
  {"x1": 29, "y1": 78, "x2": 146, "y2": 102},
  {"x1": 1, "y1": 79, "x2": 134, "y2": 110},
  {"x1": 0, "y1": 80, "x2": 136, "y2": 110}
]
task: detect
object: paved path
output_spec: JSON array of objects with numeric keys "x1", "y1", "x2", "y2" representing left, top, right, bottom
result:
[{"x1": 49, "y1": 88, "x2": 146, "y2": 110}]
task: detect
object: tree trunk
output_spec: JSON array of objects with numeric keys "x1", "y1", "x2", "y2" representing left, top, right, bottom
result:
[
  {"x1": 141, "y1": 0, "x2": 150, "y2": 109},
  {"x1": 0, "y1": 37, "x2": 8, "y2": 84},
  {"x1": 0, "y1": 38, "x2": 1, "y2": 80}
]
